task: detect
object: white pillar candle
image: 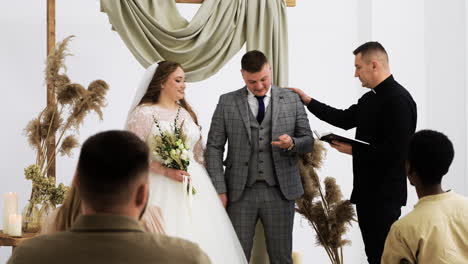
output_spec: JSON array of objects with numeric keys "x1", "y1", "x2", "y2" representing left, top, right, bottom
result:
[
  {"x1": 3, "y1": 192, "x2": 18, "y2": 233},
  {"x1": 292, "y1": 251, "x2": 303, "y2": 264},
  {"x1": 8, "y1": 214, "x2": 22, "y2": 237}
]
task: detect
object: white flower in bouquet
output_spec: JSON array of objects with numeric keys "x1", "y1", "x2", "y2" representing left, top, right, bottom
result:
[{"x1": 181, "y1": 149, "x2": 189, "y2": 161}]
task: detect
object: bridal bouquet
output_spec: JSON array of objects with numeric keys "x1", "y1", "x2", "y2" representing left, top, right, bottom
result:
[{"x1": 150, "y1": 107, "x2": 196, "y2": 197}]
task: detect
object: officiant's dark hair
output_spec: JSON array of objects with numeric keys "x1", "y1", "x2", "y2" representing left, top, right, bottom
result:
[
  {"x1": 407, "y1": 130, "x2": 454, "y2": 186},
  {"x1": 76, "y1": 130, "x2": 149, "y2": 211},
  {"x1": 139, "y1": 61, "x2": 199, "y2": 126},
  {"x1": 242, "y1": 50, "x2": 268, "y2": 73},
  {"x1": 353, "y1": 41, "x2": 388, "y2": 63}
]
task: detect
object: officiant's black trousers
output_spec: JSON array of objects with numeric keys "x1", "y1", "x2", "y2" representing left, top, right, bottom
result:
[{"x1": 356, "y1": 202, "x2": 401, "y2": 264}]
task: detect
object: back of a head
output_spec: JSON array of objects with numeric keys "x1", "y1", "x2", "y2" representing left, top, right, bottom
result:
[
  {"x1": 241, "y1": 50, "x2": 268, "y2": 73},
  {"x1": 408, "y1": 130, "x2": 454, "y2": 186},
  {"x1": 353, "y1": 41, "x2": 389, "y2": 66},
  {"x1": 76, "y1": 130, "x2": 149, "y2": 212}
]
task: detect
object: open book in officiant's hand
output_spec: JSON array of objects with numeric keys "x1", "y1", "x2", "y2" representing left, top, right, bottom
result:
[{"x1": 313, "y1": 130, "x2": 370, "y2": 146}]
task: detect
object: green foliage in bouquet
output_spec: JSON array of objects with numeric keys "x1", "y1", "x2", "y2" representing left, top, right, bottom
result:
[
  {"x1": 23, "y1": 35, "x2": 109, "y2": 210},
  {"x1": 295, "y1": 140, "x2": 356, "y2": 264}
]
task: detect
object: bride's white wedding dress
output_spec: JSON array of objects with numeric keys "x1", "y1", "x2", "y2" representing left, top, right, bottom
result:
[{"x1": 127, "y1": 104, "x2": 248, "y2": 264}]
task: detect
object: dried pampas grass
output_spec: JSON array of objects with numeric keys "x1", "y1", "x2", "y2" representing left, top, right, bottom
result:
[
  {"x1": 23, "y1": 35, "x2": 109, "y2": 213},
  {"x1": 56, "y1": 83, "x2": 84, "y2": 105},
  {"x1": 295, "y1": 140, "x2": 355, "y2": 264},
  {"x1": 59, "y1": 135, "x2": 79, "y2": 157}
]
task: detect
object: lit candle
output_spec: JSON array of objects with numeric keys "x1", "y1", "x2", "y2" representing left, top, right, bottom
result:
[
  {"x1": 292, "y1": 251, "x2": 303, "y2": 264},
  {"x1": 3, "y1": 192, "x2": 18, "y2": 234},
  {"x1": 8, "y1": 214, "x2": 22, "y2": 237}
]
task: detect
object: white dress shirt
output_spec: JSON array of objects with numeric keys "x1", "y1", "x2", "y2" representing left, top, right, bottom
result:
[{"x1": 246, "y1": 86, "x2": 272, "y2": 117}]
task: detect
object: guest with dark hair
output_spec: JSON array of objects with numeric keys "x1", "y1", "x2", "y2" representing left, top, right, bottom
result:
[
  {"x1": 382, "y1": 130, "x2": 468, "y2": 264},
  {"x1": 288, "y1": 41, "x2": 417, "y2": 263},
  {"x1": 8, "y1": 130, "x2": 211, "y2": 264}
]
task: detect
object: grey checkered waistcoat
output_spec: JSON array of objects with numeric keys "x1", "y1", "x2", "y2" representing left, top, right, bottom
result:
[{"x1": 206, "y1": 86, "x2": 314, "y2": 202}]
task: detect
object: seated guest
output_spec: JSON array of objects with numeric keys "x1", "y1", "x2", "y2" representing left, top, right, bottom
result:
[
  {"x1": 382, "y1": 129, "x2": 468, "y2": 264},
  {"x1": 41, "y1": 184, "x2": 165, "y2": 234},
  {"x1": 41, "y1": 184, "x2": 81, "y2": 234},
  {"x1": 8, "y1": 130, "x2": 211, "y2": 264}
]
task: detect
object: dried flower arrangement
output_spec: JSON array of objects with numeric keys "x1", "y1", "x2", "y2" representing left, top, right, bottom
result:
[
  {"x1": 296, "y1": 140, "x2": 356, "y2": 264},
  {"x1": 23, "y1": 36, "x2": 109, "y2": 231}
]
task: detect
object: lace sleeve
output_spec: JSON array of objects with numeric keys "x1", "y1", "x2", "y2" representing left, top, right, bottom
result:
[
  {"x1": 193, "y1": 134, "x2": 206, "y2": 167},
  {"x1": 126, "y1": 105, "x2": 154, "y2": 141}
]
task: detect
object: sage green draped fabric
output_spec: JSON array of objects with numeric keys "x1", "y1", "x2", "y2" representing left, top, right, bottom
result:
[{"x1": 100, "y1": 0, "x2": 288, "y2": 86}]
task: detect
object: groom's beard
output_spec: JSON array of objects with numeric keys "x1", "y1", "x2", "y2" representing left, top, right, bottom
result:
[{"x1": 138, "y1": 198, "x2": 149, "y2": 220}]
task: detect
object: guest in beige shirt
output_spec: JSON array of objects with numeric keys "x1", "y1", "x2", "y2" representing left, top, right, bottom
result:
[
  {"x1": 8, "y1": 131, "x2": 210, "y2": 264},
  {"x1": 382, "y1": 130, "x2": 468, "y2": 264}
]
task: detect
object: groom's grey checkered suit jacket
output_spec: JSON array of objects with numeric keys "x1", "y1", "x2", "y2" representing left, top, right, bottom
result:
[{"x1": 206, "y1": 86, "x2": 314, "y2": 202}]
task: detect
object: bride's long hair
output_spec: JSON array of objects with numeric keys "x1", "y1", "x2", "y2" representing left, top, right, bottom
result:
[{"x1": 138, "y1": 61, "x2": 199, "y2": 126}]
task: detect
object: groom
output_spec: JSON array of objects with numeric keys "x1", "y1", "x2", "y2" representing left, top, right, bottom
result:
[{"x1": 206, "y1": 50, "x2": 314, "y2": 263}]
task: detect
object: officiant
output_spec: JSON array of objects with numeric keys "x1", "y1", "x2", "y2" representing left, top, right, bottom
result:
[{"x1": 288, "y1": 41, "x2": 417, "y2": 264}]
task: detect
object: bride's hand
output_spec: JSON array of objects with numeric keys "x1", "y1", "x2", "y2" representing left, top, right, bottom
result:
[
  {"x1": 164, "y1": 168, "x2": 190, "y2": 182},
  {"x1": 219, "y1": 193, "x2": 228, "y2": 208}
]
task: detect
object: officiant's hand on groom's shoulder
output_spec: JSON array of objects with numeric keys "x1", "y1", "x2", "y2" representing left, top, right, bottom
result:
[
  {"x1": 287, "y1": 87, "x2": 354, "y2": 155},
  {"x1": 287, "y1": 87, "x2": 311, "y2": 105}
]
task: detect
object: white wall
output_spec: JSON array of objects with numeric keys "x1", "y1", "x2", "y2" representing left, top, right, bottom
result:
[
  {"x1": 1, "y1": 1, "x2": 467, "y2": 263},
  {"x1": 425, "y1": 0, "x2": 467, "y2": 194}
]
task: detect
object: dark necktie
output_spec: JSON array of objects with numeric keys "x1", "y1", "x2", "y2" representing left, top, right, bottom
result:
[{"x1": 255, "y1": 95, "x2": 266, "y2": 123}]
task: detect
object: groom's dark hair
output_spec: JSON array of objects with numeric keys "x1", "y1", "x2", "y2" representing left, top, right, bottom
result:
[
  {"x1": 76, "y1": 130, "x2": 149, "y2": 211},
  {"x1": 242, "y1": 50, "x2": 268, "y2": 73}
]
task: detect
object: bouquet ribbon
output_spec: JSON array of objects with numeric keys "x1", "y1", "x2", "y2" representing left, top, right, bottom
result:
[{"x1": 182, "y1": 175, "x2": 193, "y2": 219}]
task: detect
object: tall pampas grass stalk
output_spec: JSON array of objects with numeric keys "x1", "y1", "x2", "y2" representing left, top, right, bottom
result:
[
  {"x1": 296, "y1": 140, "x2": 355, "y2": 264},
  {"x1": 22, "y1": 36, "x2": 109, "y2": 231}
]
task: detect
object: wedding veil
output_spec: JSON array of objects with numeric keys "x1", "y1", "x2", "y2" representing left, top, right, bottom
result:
[{"x1": 124, "y1": 62, "x2": 160, "y2": 129}]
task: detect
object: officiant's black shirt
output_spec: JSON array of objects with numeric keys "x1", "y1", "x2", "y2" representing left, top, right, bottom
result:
[{"x1": 307, "y1": 75, "x2": 417, "y2": 205}]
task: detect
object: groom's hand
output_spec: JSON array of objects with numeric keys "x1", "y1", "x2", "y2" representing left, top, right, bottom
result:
[
  {"x1": 219, "y1": 193, "x2": 228, "y2": 208},
  {"x1": 271, "y1": 134, "x2": 294, "y2": 149}
]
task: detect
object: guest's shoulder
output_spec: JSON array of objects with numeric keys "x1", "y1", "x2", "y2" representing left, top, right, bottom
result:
[
  {"x1": 450, "y1": 192, "x2": 468, "y2": 202},
  {"x1": 386, "y1": 212, "x2": 425, "y2": 244},
  {"x1": 142, "y1": 233, "x2": 210, "y2": 263},
  {"x1": 10, "y1": 232, "x2": 70, "y2": 259},
  {"x1": 447, "y1": 192, "x2": 468, "y2": 214},
  {"x1": 391, "y1": 211, "x2": 419, "y2": 230},
  {"x1": 18, "y1": 232, "x2": 64, "y2": 246},
  {"x1": 147, "y1": 232, "x2": 199, "y2": 249}
]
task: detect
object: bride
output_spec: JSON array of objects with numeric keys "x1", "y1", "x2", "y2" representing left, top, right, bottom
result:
[{"x1": 126, "y1": 61, "x2": 248, "y2": 264}]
